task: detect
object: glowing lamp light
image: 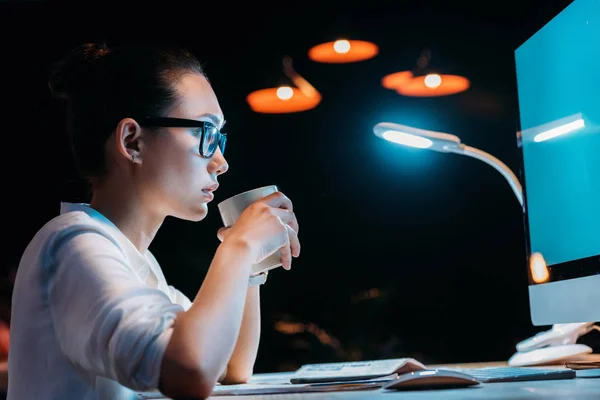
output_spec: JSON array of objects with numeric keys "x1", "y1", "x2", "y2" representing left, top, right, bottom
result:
[
  {"x1": 424, "y1": 73, "x2": 442, "y2": 88},
  {"x1": 276, "y1": 86, "x2": 294, "y2": 100},
  {"x1": 382, "y1": 71, "x2": 470, "y2": 97},
  {"x1": 381, "y1": 130, "x2": 433, "y2": 149},
  {"x1": 333, "y1": 39, "x2": 351, "y2": 53},
  {"x1": 308, "y1": 39, "x2": 378, "y2": 63}
]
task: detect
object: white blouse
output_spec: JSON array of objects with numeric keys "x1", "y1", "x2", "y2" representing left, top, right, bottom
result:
[{"x1": 8, "y1": 202, "x2": 192, "y2": 399}]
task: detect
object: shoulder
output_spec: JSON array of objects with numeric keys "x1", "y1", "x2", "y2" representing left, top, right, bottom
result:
[
  {"x1": 22, "y1": 210, "x2": 124, "y2": 270},
  {"x1": 48, "y1": 210, "x2": 121, "y2": 250}
]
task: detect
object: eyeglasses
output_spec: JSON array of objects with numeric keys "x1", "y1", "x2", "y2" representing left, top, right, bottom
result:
[{"x1": 139, "y1": 117, "x2": 227, "y2": 158}]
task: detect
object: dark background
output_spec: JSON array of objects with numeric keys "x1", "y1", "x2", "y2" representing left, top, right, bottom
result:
[{"x1": 2, "y1": 0, "x2": 592, "y2": 373}]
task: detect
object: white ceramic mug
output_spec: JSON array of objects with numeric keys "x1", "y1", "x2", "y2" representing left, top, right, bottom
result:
[{"x1": 217, "y1": 185, "x2": 282, "y2": 276}]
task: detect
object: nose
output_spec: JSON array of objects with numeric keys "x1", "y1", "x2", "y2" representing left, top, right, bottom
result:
[{"x1": 209, "y1": 147, "x2": 229, "y2": 176}]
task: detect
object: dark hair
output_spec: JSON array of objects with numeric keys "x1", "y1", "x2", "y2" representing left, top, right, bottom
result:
[{"x1": 48, "y1": 42, "x2": 206, "y2": 181}]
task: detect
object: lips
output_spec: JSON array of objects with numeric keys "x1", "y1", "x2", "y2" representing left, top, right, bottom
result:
[
  {"x1": 203, "y1": 183, "x2": 219, "y2": 193},
  {"x1": 201, "y1": 183, "x2": 219, "y2": 201}
]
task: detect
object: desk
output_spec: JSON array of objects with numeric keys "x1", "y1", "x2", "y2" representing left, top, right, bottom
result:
[{"x1": 145, "y1": 362, "x2": 600, "y2": 399}]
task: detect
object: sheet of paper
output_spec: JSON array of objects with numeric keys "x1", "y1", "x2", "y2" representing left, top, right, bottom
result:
[
  {"x1": 291, "y1": 358, "x2": 426, "y2": 382},
  {"x1": 211, "y1": 381, "x2": 382, "y2": 396},
  {"x1": 247, "y1": 371, "x2": 296, "y2": 384},
  {"x1": 134, "y1": 366, "x2": 405, "y2": 398}
]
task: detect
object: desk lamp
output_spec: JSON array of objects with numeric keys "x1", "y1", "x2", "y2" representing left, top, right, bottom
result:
[
  {"x1": 372, "y1": 121, "x2": 599, "y2": 366},
  {"x1": 373, "y1": 122, "x2": 523, "y2": 206}
]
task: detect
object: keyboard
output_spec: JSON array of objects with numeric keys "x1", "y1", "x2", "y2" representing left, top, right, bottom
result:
[{"x1": 449, "y1": 367, "x2": 576, "y2": 383}]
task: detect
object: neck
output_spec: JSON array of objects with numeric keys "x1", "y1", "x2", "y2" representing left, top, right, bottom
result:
[{"x1": 89, "y1": 180, "x2": 164, "y2": 254}]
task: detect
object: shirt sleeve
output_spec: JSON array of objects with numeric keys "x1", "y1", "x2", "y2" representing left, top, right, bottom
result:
[
  {"x1": 169, "y1": 286, "x2": 193, "y2": 311},
  {"x1": 46, "y1": 225, "x2": 185, "y2": 391}
]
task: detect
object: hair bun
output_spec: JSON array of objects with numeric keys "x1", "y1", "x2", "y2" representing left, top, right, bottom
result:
[{"x1": 48, "y1": 42, "x2": 110, "y2": 100}]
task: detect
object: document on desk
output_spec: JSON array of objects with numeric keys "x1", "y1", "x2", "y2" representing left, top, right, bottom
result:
[
  {"x1": 135, "y1": 381, "x2": 384, "y2": 398},
  {"x1": 134, "y1": 374, "x2": 394, "y2": 398},
  {"x1": 210, "y1": 380, "x2": 385, "y2": 396},
  {"x1": 290, "y1": 357, "x2": 427, "y2": 383}
]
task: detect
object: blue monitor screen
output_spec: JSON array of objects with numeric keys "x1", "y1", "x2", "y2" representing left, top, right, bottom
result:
[{"x1": 517, "y1": 0, "x2": 600, "y2": 272}]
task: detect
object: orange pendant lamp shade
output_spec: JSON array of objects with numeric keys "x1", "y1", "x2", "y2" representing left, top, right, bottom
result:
[
  {"x1": 247, "y1": 86, "x2": 321, "y2": 114},
  {"x1": 308, "y1": 39, "x2": 378, "y2": 63},
  {"x1": 381, "y1": 71, "x2": 413, "y2": 90},
  {"x1": 246, "y1": 57, "x2": 322, "y2": 114},
  {"x1": 382, "y1": 71, "x2": 470, "y2": 97},
  {"x1": 382, "y1": 49, "x2": 470, "y2": 97}
]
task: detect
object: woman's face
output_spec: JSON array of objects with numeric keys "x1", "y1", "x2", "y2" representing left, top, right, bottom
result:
[{"x1": 138, "y1": 72, "x2": 229, "y2": 221}]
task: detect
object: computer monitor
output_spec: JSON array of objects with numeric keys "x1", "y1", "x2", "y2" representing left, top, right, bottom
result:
[{"x1": 516, "y1": 0, "x2": 600, "y2": 326}]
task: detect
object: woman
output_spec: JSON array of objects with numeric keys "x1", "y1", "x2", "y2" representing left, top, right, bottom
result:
[{"x1": 8, "y1": 42, "x2": 300, "y2": 400}]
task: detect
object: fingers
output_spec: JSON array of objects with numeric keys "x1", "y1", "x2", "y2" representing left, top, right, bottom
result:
[
  {"x1": 262, "y1": 191, "x2": 293, "y2": 211},
  {"x1": 286, "y1": 224, "x2": 301, "y2": 258},
  {"x1": 279, "y1": 223, "x2": 300, "y2": 270},
  {"x1": 279, "y1": 242, "x2": 292, "y2": 270},
  {"x1": 272, "y1": 208, "x2": 299, "y2": 234}
]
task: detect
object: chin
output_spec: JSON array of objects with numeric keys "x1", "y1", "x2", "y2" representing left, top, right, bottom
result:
[{"x1": 178, "y1": 203, "x2": 209, "y2": 222}]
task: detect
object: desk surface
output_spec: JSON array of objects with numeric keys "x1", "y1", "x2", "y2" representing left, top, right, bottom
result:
[{"x1": 146, "y1": 361, "x2": 600, "y2": 399}]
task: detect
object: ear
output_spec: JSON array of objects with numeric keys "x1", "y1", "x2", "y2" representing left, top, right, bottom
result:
[{"x1": 115, "y1": 118, "x2": 143, "y2": 164}]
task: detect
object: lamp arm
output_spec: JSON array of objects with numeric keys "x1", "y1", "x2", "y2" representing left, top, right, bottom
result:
[{"x1": 451, "y1": 145, "x2": 523, "y2": 207}]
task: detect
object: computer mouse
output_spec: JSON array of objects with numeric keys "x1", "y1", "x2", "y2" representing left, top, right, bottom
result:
[
  {"x1": 508, "y1": 343, "x2": 593, "y2": 367},
  {"x1": 382, "y1": 369, "x2": 480, "y2": 391}
]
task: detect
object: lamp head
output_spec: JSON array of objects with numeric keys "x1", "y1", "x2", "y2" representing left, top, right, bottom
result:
[{"x1": 373, "y1": 122, "x2": 463, "y2": 153}]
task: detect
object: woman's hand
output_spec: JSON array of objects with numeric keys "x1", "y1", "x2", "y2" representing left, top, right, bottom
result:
[{"x1": 217, "y1": 191, "x2": 300, "y2": 270}]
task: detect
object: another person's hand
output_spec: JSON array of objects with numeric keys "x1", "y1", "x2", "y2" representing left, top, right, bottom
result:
[{"x1": 217, "y1": 191, "x2": 300, "y2": 270}]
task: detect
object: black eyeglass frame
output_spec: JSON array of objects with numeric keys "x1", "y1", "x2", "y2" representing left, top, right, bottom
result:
[{"x1": 139, "y1": 117, "x2": 227, "y2": 158}]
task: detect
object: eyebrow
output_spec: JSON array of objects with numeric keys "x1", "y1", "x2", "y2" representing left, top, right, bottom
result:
[{"x1": 198, "y1": 113, "x2": 226, "y2": 129}]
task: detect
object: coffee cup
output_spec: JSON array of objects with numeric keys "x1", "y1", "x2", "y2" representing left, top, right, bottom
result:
[{"x1": 217, "y1": 185, "x2": 282, "y2": 276}]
